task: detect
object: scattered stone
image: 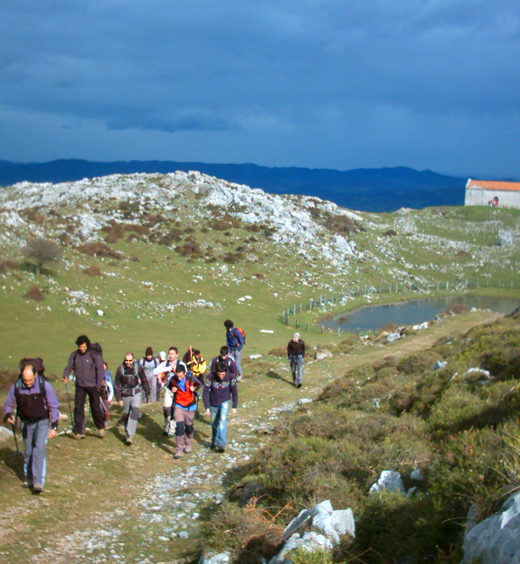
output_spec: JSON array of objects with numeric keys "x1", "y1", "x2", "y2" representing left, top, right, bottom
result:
[
  {"x1": 369, "y1": 471, "x2": 405, "y2": 495},
  {"x1": 462, "y1": 491, "x2": 520, "y2": 564},
  {"x1": 297, "y1": 398, "x2": 313, "y2": 405}
]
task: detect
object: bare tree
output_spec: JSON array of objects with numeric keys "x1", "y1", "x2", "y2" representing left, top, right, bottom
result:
[{"x1": 23, "y1": 237, "x2": 62, "y2": 275}]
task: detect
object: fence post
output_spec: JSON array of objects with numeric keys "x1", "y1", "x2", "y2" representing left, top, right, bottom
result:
[
  {"x1": 337, "y1": 327, "x2": 341, "y2": 336},
  {"x1": 306, "y1": 323, "x2": 309, "y2": 332},
  {"x1": 320, "y1": 325, "x2": 324, "y2": 334}
]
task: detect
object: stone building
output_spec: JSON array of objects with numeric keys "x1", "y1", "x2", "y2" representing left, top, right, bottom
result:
[{"x1": 465, "y1": 179, "x2": 520, "y2": 209}]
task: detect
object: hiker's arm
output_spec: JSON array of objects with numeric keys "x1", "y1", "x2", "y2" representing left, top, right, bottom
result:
[
  {"x1": 3, "y1": 385, "x2": 16, "y2": 423},
  {"x1": 139, "y1": 365, "x2": 151, "y2": 396},
  {"x1": 62, "y1": 352, "x2": 75, "y2": 381},
  {"x1": 95, "y1": 355, "x2": 105, "y2": 388},
  {"x1": 153, "y1": 361, "x2": 167, "y2": 376},
  {"x1": 44, "y1": 381, "x2": 60, "y2": 431},
  {"x1": 113, "y1": 368, "x2": 123, "y2": 403},
  {"x1": 231, "y1": 378, "x2": 238, "y2": 410}
]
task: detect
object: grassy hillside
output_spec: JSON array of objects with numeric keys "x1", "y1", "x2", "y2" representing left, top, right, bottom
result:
[
  {"x1": 0, "y1": 172, "x2": 518, "y2": 378},
  {"x1": 202, "y1": 308, "x2": 520, "y2": 563}
]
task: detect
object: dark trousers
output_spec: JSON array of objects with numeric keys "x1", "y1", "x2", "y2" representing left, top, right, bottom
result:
[{"x1": 74, "y1": 385, "x2": 105, "y2": 434}]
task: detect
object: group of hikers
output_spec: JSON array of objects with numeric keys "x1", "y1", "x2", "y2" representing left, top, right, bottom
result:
[{"x1": 3, "y1": 319, "x2": 306, "y2": 494}]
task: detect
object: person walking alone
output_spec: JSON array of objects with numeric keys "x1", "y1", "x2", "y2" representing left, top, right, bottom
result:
[
  {"x1": 114, "y1": 353, "x2": 151, "y2": 445},
  {"x1": 62, "y1": 335, "x2": 106, "y2": 439},
  {"x1": 287, "y1": 332, "x2": 305, "y2": 388},
  {"x1": 203, "y1": 362, "x2": 238, "y2": 452},
  {"x1": 4, "y1": 363, "x2": 60, "y2": 493}
]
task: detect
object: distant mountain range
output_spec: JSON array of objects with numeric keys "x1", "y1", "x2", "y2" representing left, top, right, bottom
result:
[{"x1": 0, "y1": 159, "x2": 467, "y2": 212}]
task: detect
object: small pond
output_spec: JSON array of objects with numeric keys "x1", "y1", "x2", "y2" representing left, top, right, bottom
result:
[{"x1": 322, "y1": 295, "x2": 520, "y2": 333}]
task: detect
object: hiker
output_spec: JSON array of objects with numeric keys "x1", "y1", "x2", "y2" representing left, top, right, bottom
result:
[
  {"x1": 139, "y1": 346, "x2": 158, "y2": 403},
  {"x1": 185, "y1": 349, "x2": 207, "y2": 384},
  {"x1": 154, "y1": 347, "x2": 187, "y2": 436},
  {"x1": 155, "y1": 351, "x2": 167, "y2": 400},
  {"x1": 4, "y1": 363, "x2": 59, "y2": 493},
  {"x1": 100, "y1": 362, "x2": 114, "y2": 425},
  {"x1": 63, "y1": 335, "x2": 106, "y2": 439},
  {"x1": 224, "y1": 319, "x2": 244, "y2": 380},
  {"x1": 168, "y1": 364, "x2": 202, "y2": 459},
  {"x1": 287, "y1": 332, "x2": 305, "y2": 388},
  {"x1": 210, "y1": 346, "x2": 238, "y2": 379},
  {"x1": 114, "y1": 352, "x2": 151, "y2": 445},
  {"x1": 203, "y1": 362, "x2": 238, "y2": 452}
]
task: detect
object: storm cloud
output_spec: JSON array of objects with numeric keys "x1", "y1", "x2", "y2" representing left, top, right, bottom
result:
[{"x1": 1, "y1": 0, "x2": 519, "y2": 177}]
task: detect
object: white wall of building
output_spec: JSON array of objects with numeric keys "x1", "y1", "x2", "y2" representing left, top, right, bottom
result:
[{"x1": 465, "y1": 189, "x2": 520, "y2": 209}]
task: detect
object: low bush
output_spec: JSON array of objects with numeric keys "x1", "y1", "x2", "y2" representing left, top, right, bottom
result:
[
  {"x1": 445, "y1": 303, "x2": 470, "y2": 315},
  {"x1": 25, "y1": 285, "x2": 44, "y2": 301},
  {"x1": 175, "y1": 241, "x2": 202, "y2": 258},
  {"x1": 83, "y1": 266, "x2": 103, "y2": 276},
  {"x1": 79, "y1": 242, "x2": 123, "y2": 260},
  {"x1": 0, "y1": 260, "x2": 19, "y2": 273}
]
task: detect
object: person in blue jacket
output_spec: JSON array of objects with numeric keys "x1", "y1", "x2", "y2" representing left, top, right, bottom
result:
[
  {"x1": 224, "y1": 319, "x2": 244, "y2": 381},
  {"x1": 4, "y1": 363, "x2": 60, "y2": 493}
]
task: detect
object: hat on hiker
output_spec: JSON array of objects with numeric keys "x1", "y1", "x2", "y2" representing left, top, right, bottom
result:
[{"x1": 146, "y1": 346, "x2": 153, "y2": 356}]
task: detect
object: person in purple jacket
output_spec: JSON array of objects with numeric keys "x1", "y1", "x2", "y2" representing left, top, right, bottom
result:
[
  {"x1": 203, "y1": 362, "x2": 238, "y2": 452},
  {"x1": 4, "y1": 364, "x2": 60, "y2": 493},
  {"x1": 62, "y1": 335, "x2": 106, "y2": 440}
]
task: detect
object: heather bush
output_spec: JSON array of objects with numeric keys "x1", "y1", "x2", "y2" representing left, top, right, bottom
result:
[
  {"x1": 25, "y1": 284, "x2": 44, "y2": 301},
  {"x1": 79, "y1": 242, "x2": 122, "y2": 260},
  {"x1": 83, "y1": 266, "x2": 103, "y2": 276}
]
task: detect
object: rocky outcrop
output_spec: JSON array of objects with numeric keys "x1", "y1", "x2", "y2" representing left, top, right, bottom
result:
[
  {"x1": 269, "y1": 500, "x2": 355, "y2": 564},
  {"x1": 461, "y1": 490, "x2": 520, "y2": 564}
]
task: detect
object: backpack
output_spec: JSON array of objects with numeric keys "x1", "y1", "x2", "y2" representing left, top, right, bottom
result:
[
  {"x1": 140, "y1": 356, "x2": 158, "y2": 368},
  {"x1": 119, "y1": 361, "x2": 142, "y2": 389},
  {"x1": 20, "y1": 357, "x2": 45, "y2": 375},
  {"x1": 236, "y1": 327, "x2": 246, "y2": 345}
]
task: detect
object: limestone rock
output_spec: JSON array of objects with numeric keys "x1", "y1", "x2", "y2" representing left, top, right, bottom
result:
[
  {"x1": 461, "y1": 491, "x2": 520, "y2": 564},
  {"x1": 369, "y1": 470, "x2": 405, "y2": 495}
]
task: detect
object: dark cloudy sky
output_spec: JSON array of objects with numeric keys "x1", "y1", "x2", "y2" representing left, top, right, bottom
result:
[{"x1": 1, "y1": 0, "x2": 519, "y2": 177}]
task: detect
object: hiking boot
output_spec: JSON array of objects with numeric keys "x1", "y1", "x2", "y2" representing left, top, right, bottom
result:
[
  {"x1": 184, "y1": 447, "x2": 192, "y2": 454},
  {"x1": 125, "y1": 437, "x2": 133, "y2": 446},
  {"x1": 216, "y1": 445, "x2": 226, "y2": 453},
  {"x1": 33, "y1": 484, "x2": 43, "y2": 493},
  {"x1": 173, "y1": 453, "x2": 183, "y2": 459},
  {"x1": 74, "y1": 434, "x2": 86, "y2": 440},
  {"x1": 98, "y1": 428, "x2": 106, "y2": 438},
  {"x1": 296, "y1": 383, "x2": 302, "y2": 388},
  {"x1": 22, "y1": 481, "x2": 32, "y2": 488}
]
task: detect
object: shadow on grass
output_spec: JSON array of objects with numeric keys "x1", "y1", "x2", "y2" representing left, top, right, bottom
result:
[
  {"x1": 266, "y1": 370, "x2": 293, "y2": 386},
  {"x1": 0, "y1": 446, "x2": 26, "y2": 481}
]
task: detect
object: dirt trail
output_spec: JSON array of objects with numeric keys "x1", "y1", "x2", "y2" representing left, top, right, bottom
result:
[{"x1": 0, "y1": 311, "x2": 499, "y2": 564}]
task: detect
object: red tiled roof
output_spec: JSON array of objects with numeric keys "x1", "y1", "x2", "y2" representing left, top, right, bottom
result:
[{"x1": 467, "y1": 179, "x2": 520, "y2": 192}]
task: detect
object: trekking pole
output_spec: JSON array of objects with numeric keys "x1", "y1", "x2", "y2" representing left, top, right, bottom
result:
[
  {"x1": 12, "y1": 413, "x2": 20, "y2": 455},
  {"x1": 64, "y1": 378, "x2": 74, "y2": 425}
]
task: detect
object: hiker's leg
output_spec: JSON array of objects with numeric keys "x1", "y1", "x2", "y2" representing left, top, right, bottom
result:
[
  {"x1": 125, "y1": 393, "x2": 141, "y2": 439},
  {"x1": 234, "y1": 349, "x2": 242, "y2": 378},
  {"x1": 22, "y1": 421, "x2": 35, "y2": 484},
  {"x1": 73, "y1": 385, "x2": 87, "y2": 435},
  {"x1": 209, "y1": 405, "x2": 220, "y2": 447},
  {"x1": 87, "y1": 386, "x2": 105, "y2": 430},
  {"x1": 174, "y1": 408, "x2": 186, "y2": 457},
  {"x1": 297, "y1": 355, "x2": 304, "y2": 384},
  {"x1": 148, "y1": 373, "x2": 157, "y2": 402},
  {"x1": 215, "y1": 401, "x2": 230, "y2": 448},
  {"x1": 184, "y1": 410, "x2": 196, "y2": 453},
  {"x1": 31, "y1": 419, "x2": 49, "y2": 486}
]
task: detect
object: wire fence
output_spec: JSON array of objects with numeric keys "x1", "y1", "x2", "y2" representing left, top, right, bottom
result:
[{"x1": 280, "y1": 277, "x2": 517, "y2": 335}]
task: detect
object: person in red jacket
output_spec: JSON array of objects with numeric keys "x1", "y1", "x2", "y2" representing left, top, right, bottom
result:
[{"x1": 168, "y1": 364, "x2": 202, "y2": 459}]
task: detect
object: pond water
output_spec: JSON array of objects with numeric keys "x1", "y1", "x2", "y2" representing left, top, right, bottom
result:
[{"x1": 322, "y1": 295, "x2": 520, "y2": 333}]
